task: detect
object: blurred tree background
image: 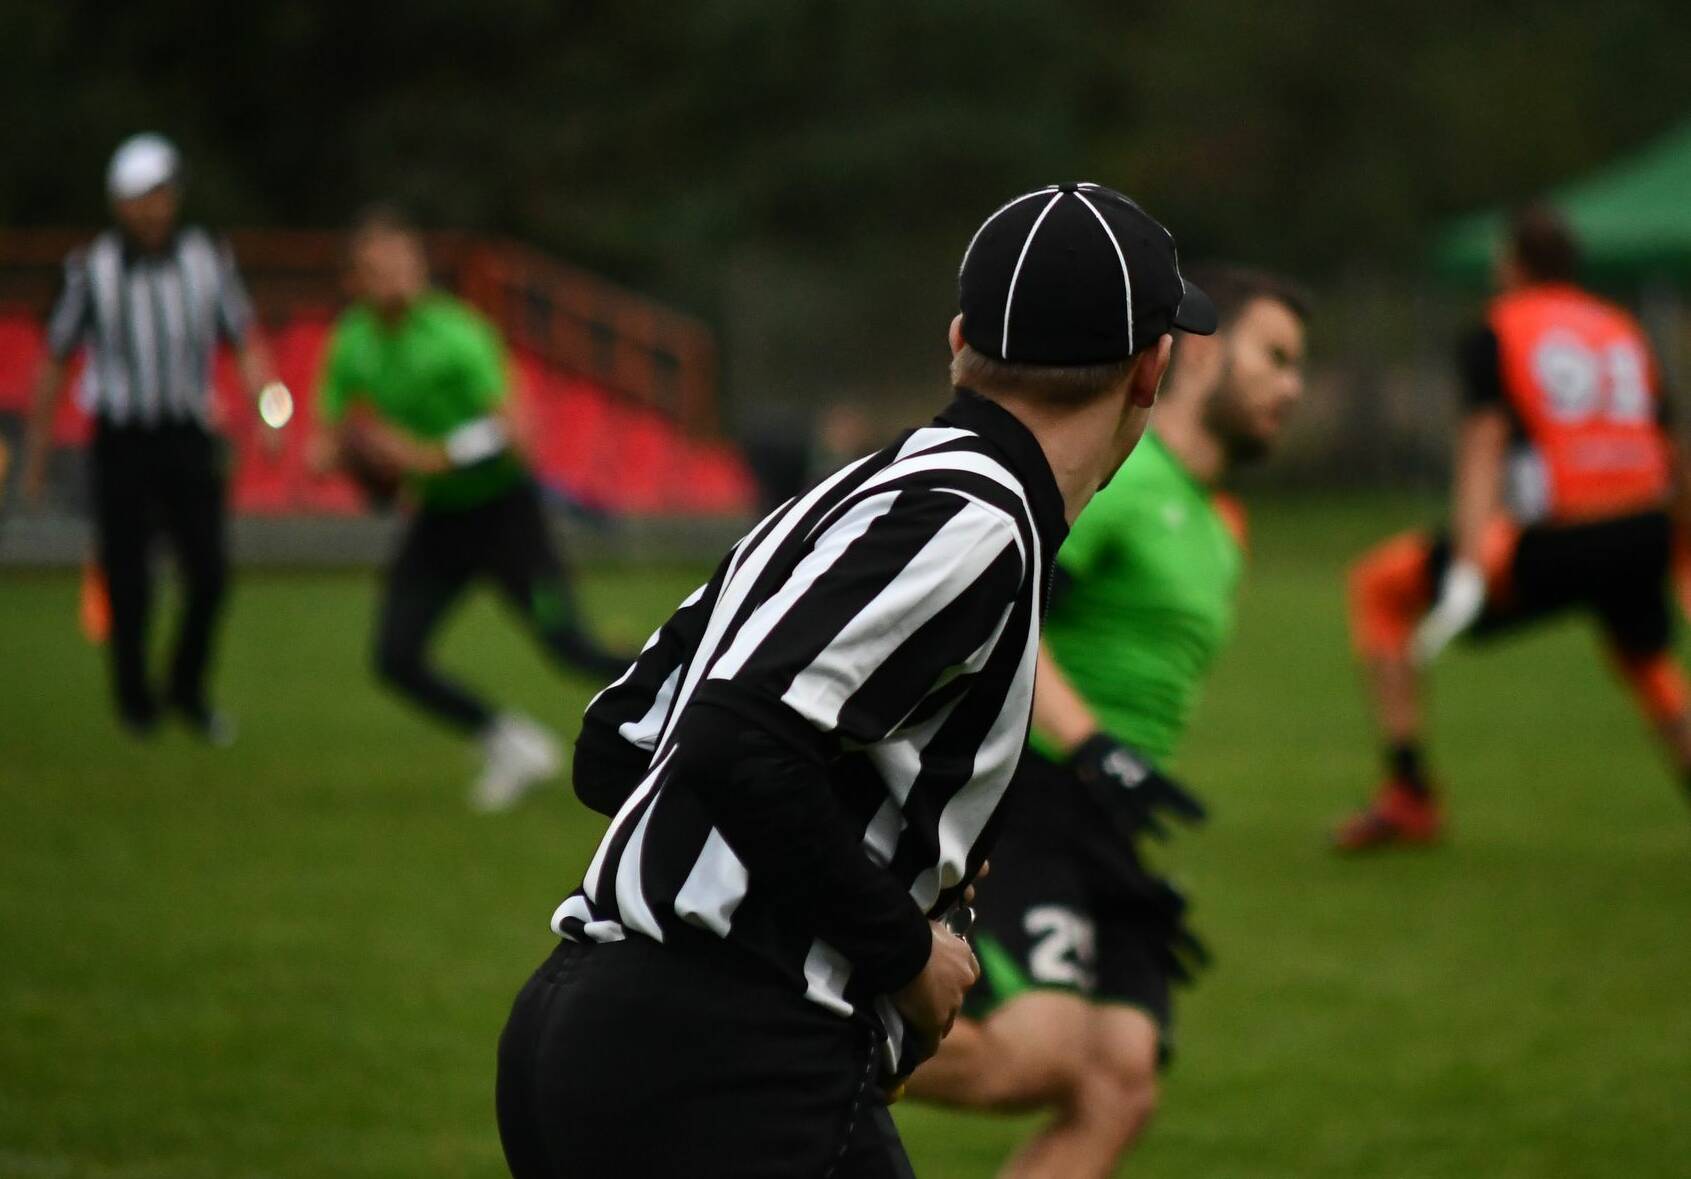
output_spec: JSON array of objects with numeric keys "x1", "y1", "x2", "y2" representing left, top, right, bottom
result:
[{"x1": 5, "y1": 0, "x2": 1690, "y2": 465}]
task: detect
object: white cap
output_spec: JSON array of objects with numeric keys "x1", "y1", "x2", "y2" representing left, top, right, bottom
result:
[{"x1": 107, "y1": 133, "x2": 181, "y2": 201}]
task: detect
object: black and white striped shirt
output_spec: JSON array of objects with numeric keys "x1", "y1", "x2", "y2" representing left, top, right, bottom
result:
[
  {"x1": 46, "y1": 228, "x2": 254, "y2": 427},
  {"x1": 554, "y1": 389, "x2": 1068, "y2": 1062}
]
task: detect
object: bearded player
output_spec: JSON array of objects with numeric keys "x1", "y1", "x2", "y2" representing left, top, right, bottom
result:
[
  {"x1": 1336, "y1": 206, "x2": 1691, "y2": 850},
  {"x1": 907, "y1": 266, "x2": 1308, "y2": 1178}
]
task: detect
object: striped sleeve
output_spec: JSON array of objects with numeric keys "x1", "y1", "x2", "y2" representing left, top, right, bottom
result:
[
  {"x1": 703, "y1": 487, "x2": 1025, "y2": 747},
  {"x1": 572, "y1": 555, "x2": 730, "y2": 814},
  {"x1": 211, "y1": 237, "x2": 254, "y2": 344},
  {"x1": 45, "y1": 250, "x2": 92, "y2": 360}
]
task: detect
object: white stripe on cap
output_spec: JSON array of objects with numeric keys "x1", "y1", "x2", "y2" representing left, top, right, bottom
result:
[
  {"x1": 1000, "y1": 190, "x2": 1066, "y2": 360},
  {"x1": 1074, "y1": 191, "x2": 1134, "y2": 357},
  {"x1": 958, "y1": 185, "x2": 1059, "y2": 279}
]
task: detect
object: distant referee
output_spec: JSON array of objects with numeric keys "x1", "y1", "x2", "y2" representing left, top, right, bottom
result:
[
  {"x1": 495, "y1": 183, "x2": 1217, "y2": 1178},
  {"x1": 20, "y1": 133, "x2": 283, "y2": 740}
]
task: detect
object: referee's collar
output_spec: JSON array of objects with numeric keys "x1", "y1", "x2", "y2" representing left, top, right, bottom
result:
[{"x1": 939, "y1": 388, "x2": 1069, "y2": 549}]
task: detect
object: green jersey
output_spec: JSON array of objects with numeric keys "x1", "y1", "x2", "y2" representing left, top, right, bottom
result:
[
  {"x1": 318, "y1": 291, "x2": 526, "y2": 509},
  {"x1": 1037, "y1": 432, "x2": 1245, "y2": 765}
]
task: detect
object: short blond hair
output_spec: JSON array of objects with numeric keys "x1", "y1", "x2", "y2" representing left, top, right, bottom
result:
[{"x1": 949, "y1": 344, "x2": 1136, "y2": 404}]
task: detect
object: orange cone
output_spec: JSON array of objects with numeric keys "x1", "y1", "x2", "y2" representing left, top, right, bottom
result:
[{"x1": 80, "y1": 558, "x2": 111, "y2": 645}]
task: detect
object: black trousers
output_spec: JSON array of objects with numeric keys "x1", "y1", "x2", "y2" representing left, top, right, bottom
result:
[
  {"x1": 373, "y1": 481, "x2": 629, "y2": 732},
  {"x1": 90, "y1": 420, "x2": 228, "y2": 727},
  {"x1": 496, "y1": 936, "x2": 916, "y2": 1179}
]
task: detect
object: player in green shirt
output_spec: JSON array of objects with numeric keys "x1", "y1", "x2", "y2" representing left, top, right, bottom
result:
[
  {"x1": 908, "y1": 267, "x2": 1308, "y2": 1179},
  {"x1": 1037, "y1": 430, "x2": 1246, "y2": 767},
  {"x1": 315, "y1": 207, "x2": 630, "y2": 811}
]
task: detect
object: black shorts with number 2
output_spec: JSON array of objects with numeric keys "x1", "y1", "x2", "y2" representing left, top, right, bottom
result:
[{"x1": 966, "y1": 750, "x2": 1191, "y2": 1061}]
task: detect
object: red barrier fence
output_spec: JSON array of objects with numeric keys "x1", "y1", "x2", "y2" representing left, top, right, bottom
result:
[{"x1": 0, "y1": 229, "x2": 753, "y2": 516}]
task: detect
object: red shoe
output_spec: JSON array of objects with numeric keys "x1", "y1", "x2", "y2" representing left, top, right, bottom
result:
[{"x1": 1332, "y1": 781, "x2": 1444, "y2": 852}]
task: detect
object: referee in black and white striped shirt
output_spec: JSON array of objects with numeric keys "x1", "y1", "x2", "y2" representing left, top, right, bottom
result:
[
  {"x1": 20, "y1": 134, "x2": 283, "y2": 740},
  {"x1": 495, "y1": 183, "x2": 1217, "y2": 1179}
]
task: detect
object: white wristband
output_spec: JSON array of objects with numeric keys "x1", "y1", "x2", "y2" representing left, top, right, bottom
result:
[{"x1": 443, "y1": 416, "x2": 509, "y2": 467}]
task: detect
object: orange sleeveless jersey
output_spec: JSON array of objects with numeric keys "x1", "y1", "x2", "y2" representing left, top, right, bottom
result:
[{"x1": 1488, "y1": 284, "x2": 1672, "y2": 522}]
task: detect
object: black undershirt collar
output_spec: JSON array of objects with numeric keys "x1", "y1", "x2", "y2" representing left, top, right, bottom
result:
[{"x1": 937, "y1": 387, "x2": 1070, "y2": 554}]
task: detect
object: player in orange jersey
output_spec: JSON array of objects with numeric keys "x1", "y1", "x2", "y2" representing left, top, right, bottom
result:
[{"x1": 1336, "y1": 205, "x2": 1691, "y2": 850}]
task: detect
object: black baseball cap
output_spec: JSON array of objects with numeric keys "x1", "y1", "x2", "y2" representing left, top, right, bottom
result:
[{"x1": 959, "y1": 182, "x2": 1216, "y2": 366}]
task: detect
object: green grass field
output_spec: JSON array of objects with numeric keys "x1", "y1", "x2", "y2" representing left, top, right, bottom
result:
[{"x1": 4, "y1": 496, "x2": 1689, "y2": 1178}]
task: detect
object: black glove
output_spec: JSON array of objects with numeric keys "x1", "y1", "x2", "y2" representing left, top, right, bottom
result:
[{"x1": 1066, "y1": 733, "x2": 1208, "y2": 843}]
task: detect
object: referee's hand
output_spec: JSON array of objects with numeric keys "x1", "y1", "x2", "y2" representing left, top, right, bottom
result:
[{"x1": 892, "y1": 921, "x2": 980, "y2": 1042}]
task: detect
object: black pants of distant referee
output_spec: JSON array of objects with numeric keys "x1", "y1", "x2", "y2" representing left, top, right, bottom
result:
[
  {"x1": 497, "y1": 934, "x2": 916, "y2": 1178},
  {"x1": 92, "y1": 421, "x2": 228, "y2": 729},
  {"x1": 374, "y1": 480, "x2": 628, "y2": 730}
]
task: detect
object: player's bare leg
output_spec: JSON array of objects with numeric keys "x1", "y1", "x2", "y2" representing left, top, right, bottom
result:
[
  {"x1": 907, "y1": 992, "x2": 1091, "y2": 1112},
  {"x1": 1654, "y1": 710, "x2": 1691, "y2": 794},
  {"x1": 1366, "y1": 653, "x2": 1421, "y2": 749},
  {"x1": 1661, "y1": 712, "x2": 1691, "y2": 778},
  {"x1": 909, "y1": 994, "x2": 1158, "y2": 1179},
  {"x1": 1609, "y1": 647, "x2": 1691, "y2": 802},
  {"x1": 999, "y1": 1006, "x2": 1159, "y2": 1179},
  {"x1": 1335, "y1": 532, "x2": 1446, "y2": 850}
]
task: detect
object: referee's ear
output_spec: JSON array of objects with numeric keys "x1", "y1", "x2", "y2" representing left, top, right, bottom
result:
[
  {"x1": 1128, "y1": 334, "x2": 1174, "y2": 409},
  {"x1": 948, "y1": 314, "x2": 966, "y2": 358}
]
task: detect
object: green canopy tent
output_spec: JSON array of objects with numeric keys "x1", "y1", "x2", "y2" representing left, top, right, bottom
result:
[{"x1": 1433, "y1": 118, "x2": 1691, "y2": 288}]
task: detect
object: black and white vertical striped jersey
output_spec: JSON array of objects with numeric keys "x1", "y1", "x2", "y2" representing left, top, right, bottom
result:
[
  {"x1": 46, "y1": 228, "x2": 254, "y2": 427},
  {"x1": 553, "y1": 389, "x2": 1069, "y2": 1057}
]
